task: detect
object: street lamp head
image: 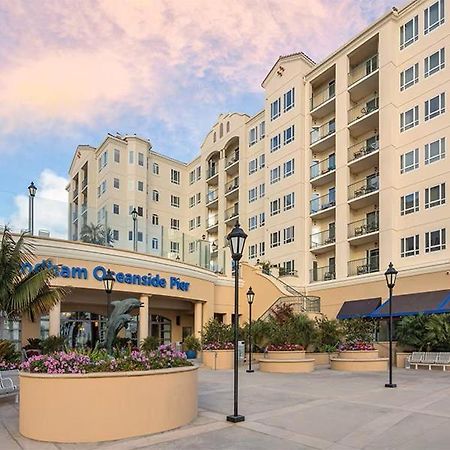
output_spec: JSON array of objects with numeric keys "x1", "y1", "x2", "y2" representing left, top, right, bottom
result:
[
  {"x1": 246, "y1": 286, "x2": 255, "y2": 305},
  {"x1": 131, "y1": 208, "x2": 138, "y2": 220},
  {"x1": 227, "y1": 222, "x2": 247, "y2": 261},
  {"x1": 384, "y1": 262, "x2": 398, "y2": 289},
  {"x1": 28, "y1": 181, "x2": 37, "y2": 197},
  {"x1": 102, "y1": 269, "x2": 115, "y2": 294}
]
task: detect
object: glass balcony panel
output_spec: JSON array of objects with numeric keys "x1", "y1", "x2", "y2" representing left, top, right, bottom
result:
[
  {"x1": 310, "y1": 229, "x2": 336, "y2": 248},
  {"x1": 348, "y1": 135, "x2": 379, "y2": 162},
  {"x1": 225, "y1": 177, "x2": 239, "y2": 193},
  {"x1": 348, "y1": 94, "x2": 379, "y2": 124},
  {"x1": 310, "y1": 190, "x2": 336, "y2": 214},
  {"x1": 310, "y1": 154, "x2": 336, "y2": 179},
  {"x1": 348, "y1": 212, "x2": 379, "y2": 238},
  {"x1": 310, "y1": 119, "x2": 336, "y2": 145},
  {"x1": 348, "y1": 254, "x2": 379, "y2": 276},
  {"x1": 348, "y1": 54, "x2": 378, "y2": 86},
  {"x1": 310, "y1": 83, "x2": 336, "y2": 111},
  {"x1": 348, "y1": 175, "x2": 379, "y2": 200},
  {"x1": 224, "y1": 205, "x2": 239, "y2": 221},
  {"x1": 310, "y1": 265, "x2": 336, "y2": 283}
]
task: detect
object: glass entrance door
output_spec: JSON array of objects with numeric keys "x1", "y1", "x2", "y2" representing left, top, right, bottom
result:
[{"x1": 150, "y1": 315, "x2": 172, "y2": 345}]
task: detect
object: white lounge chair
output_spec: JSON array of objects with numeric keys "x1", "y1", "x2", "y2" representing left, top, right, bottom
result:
[{"x1": 0, "y1": 372, "x2": 18, "y2": 402}]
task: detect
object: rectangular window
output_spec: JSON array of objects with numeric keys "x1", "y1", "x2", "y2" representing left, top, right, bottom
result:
[
  {"x1": 152, "y1": 238, "x2": 159, "y2": 250},
  {"x1": 196, "y1": 166, "x2": 201, "y2": 180},
  {"x1": 196, "y1": 216, "x2": 201, "y2": 228},
  {"x1": 400, "y1": 63, "x2": 419, "y2": 90},
  {"x1": 138, "y1": 152, "x2": 144, "y2": 167},
  {"x1": 98, "y1": 151, "x2": 108, "y2": 171},
  {"x1": 425, "y1": 228, "x2": 446, "y2": 252},
  {"x1": 284, "y1": 192, "x2": 295, "y2": 211},
  {"x1": 170, "y1": 241, "x2": 180, "y2": 254},
  {"x1": 248, "y1": 244, "x2": 257, "y2": 259},
  {"x1": 270, "y1": 231, "x2": 281, "y2": 248},
  {"x1": 129, "y1": 151, "x2": 134, "y2": 164},
  {"x1": 248, "y1": 187, "x2": 258, "y2": 203},
  {"x1": 283, "y1": 226, "x2": 295, "y2": 244},
  {"x1": 171, "y1": 169, "x2": 180, "y2": 185},
  {"x1": 170, "y1": 218, "x2": 180, "y2": 230},
  {"x1": 283, "y1": 125, "x2": 295, "y2": 145},
  {"x1": 113, "y1": 230, "x2": 119, "y2": 241},
  {"x1": 153, "y1": 163, "x2": 159, "y2": 175},
  {"x1": 270, "y1": 134, "x2": 281, "y2": 152},
  {"x1": 400, "y1": 15, "x2": 418, "y2": 49},
  {"x1": 283, "y1": 87, "x2": 295, "y2": 112},
  {"x1": 259, "y1": 153, "x2": 266, "y2": 168},
  {"x1": 400, "y1": 105, "x2": 419, "y2": 131},
  {"x1": 248, "y1": 216, "x2": 257, "y2": 231},
  {"x1": 114, "y1": 149, "x2": 120, "y2": 163},
  {"x1": 400, "y1": 148, "x2": 419, "y2": 173},
  {"x1": 137, "y1": 180, "x2": 144, "y2": 191},
  {"x1": 101, "y1": 180, "x2": 106, "y2": 194},
  {"x1": 188, "y1": 242, "x2": 196, "y2": 254},
  {"x1": 171, "y1": 195, "x2": 180, "y2": 208},
  {"x1": 259, "y1": 241, "x2": 265, "y2": 256},
  {"x1": 424, "y1": 0, "x2": 445, "y2": 34},
  {"x1": 400, "y1": 192, "x2": 419, "y2": 215},
  {"x1": 271, "y1": 98, "x2": 281, "y2": 120},
  {"x1": 425, "y1": 93, "x2": 445, "y2": 121},
  {"x1": 189, "y1": 195, "x2": 195, "y2": 208},
  {"x1": 152, "y1": 190, "x2": 159, "y2": 202},
  {"x1": 137, "y1": 206, "x2": 143, "y2": 217},
  {"x1": 137, "y1": 231, "x2": 143, "y2": 242},
  {"x1": 113, "y1": 204, "x2": 120, "y2": 215},
  {"x1": 249, "y1": 127, "x2": 258, "y2": 146},
  {"x1": 248, "y1": 158, "x2": 257, "y2": 175},
  {"x1": 401, "y1": 235, "x2": 420, "y2": 257},
  {"x1": 259, "y1": 183, "x2": 265, "y2": 198},
  {"x1": 425, "y1": 137, "x2": 446, "y2": 164},
  {"x1": 189, "y1": 219, "x2": 195, "y2": 231},
  {"x1": 189, "y1": 170, "x2": 195, "y2": 185},
  {"x1": 259, "y1": 121, "x2": 266, "y2": 138},
  {"x1": 283, "y1": 159, "x2": 295, "y2": 177},
  {"x1": 425, "y1": 183, "x2": 446, "y2": 208},
  {"x1": 270, "y1": 199, "x2": 281, "y2": 216},
  {"x1": 259, "y1": 212, "x2": 265, "y2": 227},
  {"x1": 196, "y1": 192, "x2": 201, "y2": 204},
  {"x1": 425, "y1": 48, "x2": 445, "y2": 77},
  {"x1": 113, "y1": 177, "x2": 120, "y2": 189},
  {"x1": 270, "y1": 166, "x2": 281, "y2": 184},
  {"x1": 152, "y1": 214, "x2": 159, "y2": 225}
]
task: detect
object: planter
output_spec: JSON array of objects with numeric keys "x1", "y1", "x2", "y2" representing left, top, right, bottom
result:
[
  {"x1": 306, "y1": 352, "x2": 338, "y2": 365},
  {"x1": 396, "y1": 352, "x2": 412, "y2": 368},
  {"x1": 259, "y1": 358, "x2": 315, "y2": 373},
  {"x1": 266, "y1": 350, "x2": 306, "y2": 360},
  {"x1": 19, "y1": 366, "x2": 198, "y2": 443},
  {"x1": 185, "y1": 350, "x2": 197, "y2": 359},
  {"x1": 202, "y1": 350, "x2": 233, "y2": 370},
  {"x1": 330, "y1": 357, "x2": 388, "y2": 372},
  {"x1": 338, "y1": 350, "x2": 379, "y2": 360}
]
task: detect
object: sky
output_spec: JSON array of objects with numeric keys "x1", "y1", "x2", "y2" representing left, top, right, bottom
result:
[{"x1": 0, "y1": 0, "x2": 396, "y2": 236}]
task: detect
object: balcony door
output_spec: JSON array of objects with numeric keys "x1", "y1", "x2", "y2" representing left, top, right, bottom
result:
[
  {"x1": 367, "y1": 248, "x2": 379, "y2": 272},
  {"x1": 366, "y1": 211, "x2": 378, "y2": 232}
]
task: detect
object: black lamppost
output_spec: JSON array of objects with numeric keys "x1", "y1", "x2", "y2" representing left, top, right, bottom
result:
[
  {"x1": 226, "y1": 222, "x2": 247, "y2": 423},
  {"x1": 28, "y1": 182, "x2": 37, "y2": 235},
  {"x1": 384, "y1": 262, "x2": 398, "y2": 388},
  {"x1": 131, "y1": 208, "x2": 138, "y2": 252},
  {"x1": 246, "y1": 287, "x2": 255, "y2": 373},
  {"x1": 102, "y1": 269, "x2": 115, "y2": 319}
]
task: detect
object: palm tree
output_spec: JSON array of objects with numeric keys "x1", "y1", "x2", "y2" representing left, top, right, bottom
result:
[
  {"x1": 0, "y1": 227, "x2": 67, "y2": 320},
  {"x1": 80, "y1": 223, "x2": 114, "y2": 246}
]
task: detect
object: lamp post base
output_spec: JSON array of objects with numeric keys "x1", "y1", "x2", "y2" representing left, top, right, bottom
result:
[
  {"x1": 385, "y1": 383, "x2": 397, "y2": 388},
  {"x1": 226, "y1": 415, "x2": 245, "y2": 423},
  {"x1": 246, "y1": 369, "x2": 254, "y2": 373}
]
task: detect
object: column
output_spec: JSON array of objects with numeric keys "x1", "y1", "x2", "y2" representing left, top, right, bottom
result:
[
  {"x1": 49, "y1": 302, "x2": 61, "y2": 336},
  {"x1": 139, "y1": 294, "x2": 149, "y2": 343},
  {"x1": 194, "y1": 302, "x2": 203, "y2": 339},
  {"x1": 21, "y1": 314, "x2": 41, "y2": 345}
]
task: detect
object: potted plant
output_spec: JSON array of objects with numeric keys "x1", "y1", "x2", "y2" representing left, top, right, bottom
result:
[
  {"x1": 201, "y1": 319, "x2": 234, "y2": 369},
  {"x1": 307, "y1": 316, "x2": 342, "y2": 364},
  {"x1": 183, "y1": 335, "x2": 201, "y2": 359}
]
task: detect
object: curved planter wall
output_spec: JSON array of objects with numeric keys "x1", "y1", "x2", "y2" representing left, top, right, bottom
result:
[
  {"x1": 202, "y1": 350, "x2": 233, "y2": 370},
  {"x1": 338, "y1": 350, "x2": 379, "y2": 360},
  {"x1": 20, "y1": 366, "x2": 198, "y2": 443},
  {"x1": 266, "y1": 351, "x2": 306, "y2": 360},
  {"x1": 330, "y1": 350, "x2": 387, "y2": 372},
  {"x1": 306, "y1": 352, "x2": 337, "y2": 365},
  {"x1": 259, "y1": 358, "x2": 315, "y2": 373}
]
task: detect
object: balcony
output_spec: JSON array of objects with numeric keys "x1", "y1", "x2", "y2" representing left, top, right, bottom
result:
[
  {"x1": 206, "y1": 166, "x2": 219, "y2": 184},
  {"x1": 348, "y1": 175, "x2": 379, "y2": 209},
  {"x1": 310, "y1": 191, "x2": 336, "y2": 219},
  {"x1": 310, "y1": 120, "x2": 336, "y2": 152},
  {"x1": 310, "y1": 265, "x2": 336, "y2": 283},
  {"x1": 348, "y1": 255, "x2": 379, "y2": 277},
  {"x1": 310, "y1": 154, "x2": 336, "y2": 186},
  {"x1": 348, "y1": 94, "x2": 379, "y2": 136},
  {"x1": 81, "y1": 178, "x2": 88, "y2": 190},
  {"x1": 348, "y1": 54, "x2": 379, "y2": 101},
  {"x1": 225, "y1": 177, "x2": 239, "y2": 199},
  {"x1": 348, "y1": 135, "x2": 379, "y2": 172},
  {"x1": 224, "y1": 205, "x2": 239, "y2": 223},
  {"x1": 310, "y1": 83, "x2": 335, "y2": 119},
  {"x1": 225, "y1": 151, "x2": 239, "y2": 174},
  {"x1": 80, "y1": 203, "x2": 88, "y2": 215},
  {"x1": 72, "y1": 210, "x2": 78, "y2": 222},
  {"x1": 72, "y1": 186, "x2": 79, "y2": 199},
  {"x1": 310, "y1": 229, "x2": 336, "y2": 254},
  {"x1": 348, "y1": 212, "x2": 379, "y2": 245},
  {"x1": 206, "y1": 214, "x2": 219, "y2": 231},
  {"x1": 206, "y1": 189, "x2": 218, "y2": 208}
]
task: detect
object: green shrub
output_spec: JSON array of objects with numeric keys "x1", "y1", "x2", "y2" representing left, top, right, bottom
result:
[
  {"x1": 23, "y1": 338, "x2": 42, "y2": 351},
  {"x1": 313, "y1": 316, "x2": 343, "y2": 352},
  {"x1": 41, "y1": 336, "x2": 66, "y2": 354},
  {"x1": 340, "y1": 318, "x2": 376, "y2": 344},
  {"x1": 201, "y1": 319, "x2": 234, "y2": 349},
  {"x1": 140, "y1": 336, "x2": 160, "y2": 353},
  {"x1": 183, "y1": 335, "x2": 201, "y2": 351},
  {"x1": 113, "y1": 337, "x2": 133, "y2": 350},
  {"x1": 0, "y1": 339, "x2": 20, "y2": 363}
]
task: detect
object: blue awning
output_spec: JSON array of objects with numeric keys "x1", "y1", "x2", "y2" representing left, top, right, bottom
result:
[{"x1": 336, "y1": 297, "x2": 381, "y2": 320}]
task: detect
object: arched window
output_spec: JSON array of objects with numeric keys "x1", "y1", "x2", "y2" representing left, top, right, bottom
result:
[
  {"x1": 226, "y1": 121, "x2": 230, "y2": 133},
  {"x1": 213, "y1": 132, "x2": 216, "y2": 143},
  {"x1": 219, "y1": 123, "x2": 223, "y2": 138},
  {"x1": 152, "y1": 190, "x2": 159, "y2": 202}
]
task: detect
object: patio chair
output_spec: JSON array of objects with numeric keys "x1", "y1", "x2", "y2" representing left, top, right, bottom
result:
[
  {"x1": 0, "y1": 372, "x2": 18, "y2": 402},
  {"x1": 406, "y1": 352, "x2": 425, "y2": 369}
]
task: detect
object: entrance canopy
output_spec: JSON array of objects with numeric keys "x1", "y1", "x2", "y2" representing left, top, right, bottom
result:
[{"x1": 336, "y1": 297, "x2": 381, "y2": 320}]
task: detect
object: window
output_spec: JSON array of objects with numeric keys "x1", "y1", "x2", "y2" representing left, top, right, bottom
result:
[
  {"x1": 270, "y1": 231, "x2": 281, "y2": 248},
  {"x1": 138, "y1": 152, "x2": 144, "y2": 167},
  {"x1": 400, "y1": 192, "x2": 419, "y2": 215},
  {"x1": 152, "y1": 190, "x2": 159, "y2": 202},
  {"x1": 213, "y1": 132, "x2": 216, "y2": 143},
  {"x1": 189, "y1": 195, "x2": 195, "y2": 208},
  {"x1": 170, "y1": 241, "x2": 180, "y2": 254},
  {"x1": 100, "y1": 180, "x2": 106, "y2": 194},
  {"x1": 400, "y1": 148, "x2": 419, "y2": 173},
  {"x1": 400, "y1": 63, "x2": 419, "y2": 90},
  {"x1": 128, "y1": 151, "x2": 134, "y2": 164},
  {"x1": 128, "y1": 231, "x2": 133, "y2": 241},
  {"x1": 170, "y1": 218, "x2": 180, "y2": 230},
  {"x1": 113, "y1": 230, "x2": 119, "y2": 241},
  {"x1": 114, "y1": 149, "x2": 120, "y2": 163},
  {"x1": 259, "y1": 153, "x2": 265, "y2": 168},
  {"x1": 113, "y1": 204, "x2": 120, "y2": 215},
  {"x1": 283, "y1": 88, "x2": 295, "y2": 112},
  {"x1": 270, "y1": 166, "x2": 281, "y2": 184},
  {"x1": 248, "y1": 216, "x2": 257, "y2": 231},
  {"x1": 137, "y1": 206, "x2": 143, "y2": 217},
  {"x1": 400, "y1": 105, "x2": 419, "y2": 131},
  {"x1": 171, "y1": 195, "x2": 180, "y2": 208},
  {"x1": 171, "y1": 169, "x2": 180, "y2": 185},
  {"x1": 248, "y1": 158, "x2": 257, "y2": 175},
  {"x1": 283, "y1": 159, "x2": 295, "y2": 177},
  {"x1": 270, "y1": 199, "x2": 281, "y2": 216},
  {"x1": 425, "y1": 183, "x2": 446, "y2": 208},
  {"x1": 270, "y1": 134, "x2": 281, "y2": 152},
  {"x1": 425, "y1": 137, "x2": 445, "y2": 164},
  {"x1": 425, "y1": 93, "x2": 445, "y2": 121},
  {"x1": 137, "y1": 181, "x2": 144, "y2": 191},
  {"x1": 424, "y1": 0, "x2": 445, "y2": 34},
  {"x1": 196, "y1": 166, "x2": 201, "y2": 180},
  {"x1": 283, "y1": 226, "x2": 295, "y2": 244},
  {"x1": 425, "y1": 228, "x2": 446, "y2": 252},
  {"x1": 284, "y1": 192, "x2": 295, "y2": 211},
  {"x1": 188, "y1": 242, "x2": 196, "y2": 254},
  {"x1": 400, "y1": 15, "x2": 418, "y2": 49},
  {"x1": 152, "y1": 214, "x2": 159, "y2": 225},
  {"x1": 271, "y1": 98, "x2": 281, "y2": 120},
  {"x1": 98, "y1": 151, "x2": 108, "y2": 171},
  {"x1": 189, "y1": 218, "x2": 195, "y2": 231},
  {"x1": 152, "y1": 238, "x2": 159, "y2": 250},
  {"x1": 153, "y1": 162, "x2": 159, "y2": 175},
  {"x1": 248, "y1": 187, "x2": 257, "y2": 203},
  {"x1": 137, "y1": 231, "x2": 143, "y2": 242},
  {"x1": 248, "y1": 244, "x2": 257, "y2": 259},
  {"x1": 258, "y1": 183, "x2": 265, "y2": 198},
  {"x1": 189, "y1": 170, "x2": 195, "y2": 185},
  {"x1": 249, "y1": 127, "x2": 258, "y2": 146},
  {"x1": 259, "y1": 212, "x2": 265, "y2": 227},
  {"x1": 196, "y1": 192, "x2": 201, "y2": 204},
  {"x1": 401, "y1": 235, "x2": 419, "y2": 257},
  {"x1": 196, "y1": 216, "x2": 201, "y2": 227},
  {"x1": 283, "y1": 125, "x2": 295, "y2": 145},
  {"x1": 113, "y1": 177, "x2": 120, "y2": 189},
  {"x1": 259, "y1": 241, "x2": 265, "y2": 256},
  {"x1": 425, "y1": 48, "x2": 445, "y2": 77},
  {"x1": 259, "y1": 121, "x2": 266, "y2": 138}
]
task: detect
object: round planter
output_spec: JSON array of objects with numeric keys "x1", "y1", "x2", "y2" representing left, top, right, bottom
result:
[
  {"x1": 19, "y1": 366, "x2": 198, "y2": 443},
  {"x1": 338, "y1": 350, "x2": 379, "y2": 360},
  {"x1": 330, "y1": 357, "x2": 388, "y2": 372},
  {"x1": 266, "y1": 350, "x2": 306, "y2": 360},
  {"x1": 306, "y1": 352, "x2": 338, "y2": 365},
  {"x1": 202, "y1": 349, "x2": 233, "y2": 370},
  {"x1": 259, "y1": 358, "x2": 315, "y2": 373}
]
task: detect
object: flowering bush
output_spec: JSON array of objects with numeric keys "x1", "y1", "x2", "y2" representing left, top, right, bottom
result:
[
  {"x1": 0, "y1": 359, "x2": 20, "y2": 371},
  {"x1": 20, "y1": 345, "x2": 192, "y2": 374},
  {"x1": 202, "y1": 342, "x2": 234, "y2": 351},
  {"x1": 267, "y1": 343, "x2": 304, "y2": 351},
  {"x1": 339, "y1": 341, "x2": 375, "y2": 351}
]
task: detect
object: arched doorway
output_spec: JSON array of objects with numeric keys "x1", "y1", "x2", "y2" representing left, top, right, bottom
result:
[{"x1": 150, "y1": 315, "x2": 171, "y2": 345}]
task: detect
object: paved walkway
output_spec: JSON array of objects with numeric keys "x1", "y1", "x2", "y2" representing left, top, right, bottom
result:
[{"x1": 2, "y1": 367, "x2": 450, "y2": 449}]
